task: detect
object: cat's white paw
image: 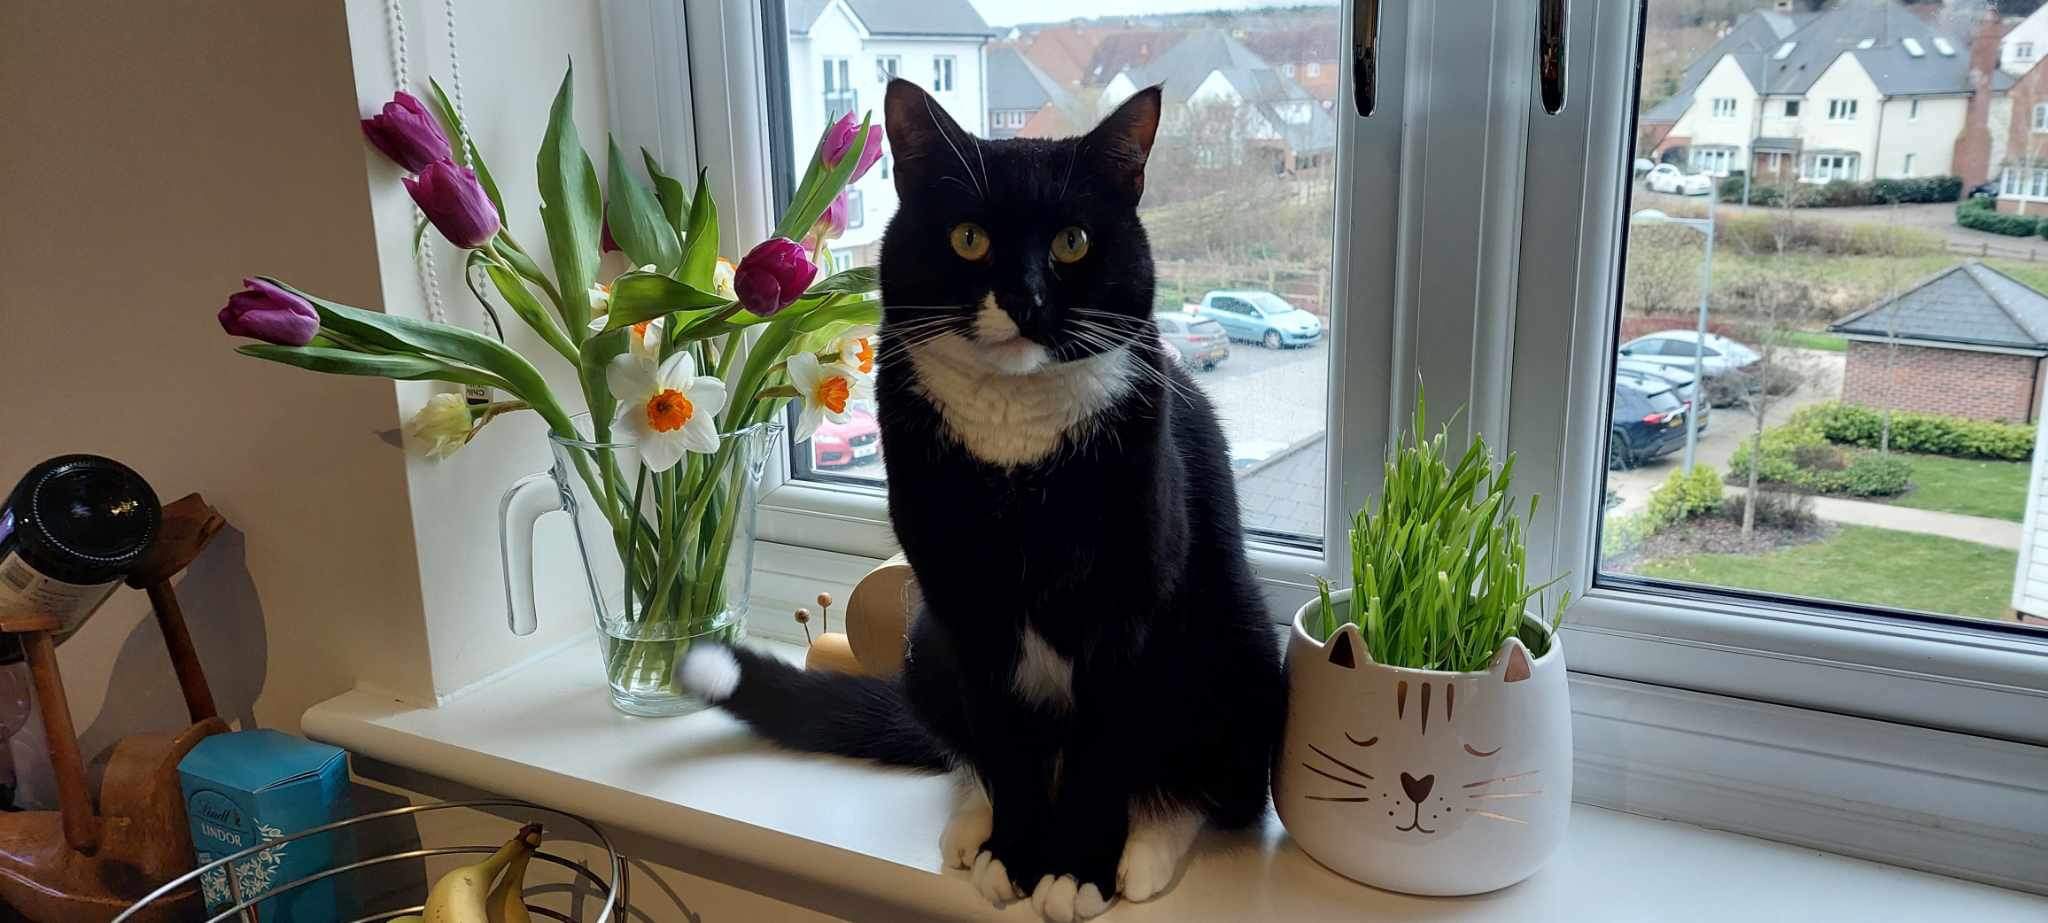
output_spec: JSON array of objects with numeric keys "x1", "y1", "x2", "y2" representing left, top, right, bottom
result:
[
  {"x1": 970, "y1": 849, "x2": 1020, "y2": 905},
  {"x1": 1117, "y1": 810, "x2": 1202, "y2": 902},
  {"x1": 1030, "y1": 874, "x2": 1112, "y2": 923},
  {"x1": 940, "y1": 793, "x2": 994, "y2": 869}
]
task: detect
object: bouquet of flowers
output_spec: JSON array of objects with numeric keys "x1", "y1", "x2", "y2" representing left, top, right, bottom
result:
[{"x1": 216, "y1": 66, "x2": 882, "y2": 711}]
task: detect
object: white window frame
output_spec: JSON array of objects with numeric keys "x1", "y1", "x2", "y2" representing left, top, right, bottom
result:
[
  {"x1": 1710, "y1": 97, "x2": 1735, "y2": 119},
  {"x1": 1828, "y1": 97, "x2": 1857, "y2": 121},
  {"x1": 932, "y1": 54, "x2": 955, "y2": 92},
  {"x1": 1306, "y1": 60, "x2": 1320, "y2": 77},
  {"x1": 874, "y1": 54, "x2": 899, "y2": 83},
  {"x1": 1782, "y1": 98, "x2": 1799, "y2": 117},
  {"x1": 2033, "y1": 102, "x2": 2048, "y2": 133},
  {"x1": 1803, "y1": 151, "x2": 1856, "y2": 182},
  {"x1": 2021, "y1": 41, "x2": 2037, "y2": 62},
  {"x1": 638, "y1": 0, "x2": 2048, "y2": 892},
  {"x1": 1908, "y1": 97, "x2": 1920, "y2": 120},
  {"x1": 1902, "y1": 152, "x2": 1916, "y2": 176}
]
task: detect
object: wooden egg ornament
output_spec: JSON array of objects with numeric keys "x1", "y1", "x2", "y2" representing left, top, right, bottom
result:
[{"x1": 844, "y1": 553, "x2": 917, "y2": 678}]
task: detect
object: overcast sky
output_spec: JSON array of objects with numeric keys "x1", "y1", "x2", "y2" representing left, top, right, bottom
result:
[{"x1": 967, "y1": 0, "x2": 1337, "y2": 28}]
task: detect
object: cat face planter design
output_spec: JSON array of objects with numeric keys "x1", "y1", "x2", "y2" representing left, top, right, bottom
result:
[{"x1": 1274, "y1": 590, "x2": 1571, "y2": 896}]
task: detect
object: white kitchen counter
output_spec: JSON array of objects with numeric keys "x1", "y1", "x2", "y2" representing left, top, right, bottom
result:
[{"x1": 303, "y1": 638, "x2": 2046, "y2": 922}]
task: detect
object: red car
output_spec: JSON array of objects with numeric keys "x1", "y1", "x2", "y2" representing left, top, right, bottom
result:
[{"x1": 810, "y1": 408, "x2": 881, "y2": 469}]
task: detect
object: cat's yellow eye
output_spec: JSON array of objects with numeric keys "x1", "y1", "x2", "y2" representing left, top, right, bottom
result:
[
  {"x1": 949, "y1": 223, "x2": 991, "y2": 261},
  {"x1": 1464, "y1": 744, "x2": 1501, "y2": 757},
  {"x1": 1050, "y1": 226, "x2": 1090, "y2": 263}
]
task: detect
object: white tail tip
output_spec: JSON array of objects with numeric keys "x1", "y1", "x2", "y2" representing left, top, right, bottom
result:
[{"x1": 677, "y1": 644, "x2": 741, "y2": 701}]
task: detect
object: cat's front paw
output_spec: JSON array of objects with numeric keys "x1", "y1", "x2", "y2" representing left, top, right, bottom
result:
[
  {"x1": 940, "y1": 791, "x2": 995, "y2": 869},
  {"x1": 1030, "y1": 874, "x2": 1114, "y2": 923},
  {"x1": 970, "y1": 848, "x2": 1024, "y2": 905}
]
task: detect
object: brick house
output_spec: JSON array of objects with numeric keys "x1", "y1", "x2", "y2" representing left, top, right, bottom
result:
[{"x1": 1829, "y1": 262, "x2": 2048, "y2": 423}]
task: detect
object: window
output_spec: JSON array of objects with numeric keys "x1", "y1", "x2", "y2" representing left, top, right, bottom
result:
[
  {"x1": 1688, "y1": 146, "x2": 1732, "y2": 176},
  {"x1": 822, "y1": 56, "x2": 854, "y2": 122},
  {"x1": 875, "y1": 55, "x2": 899, "y2": 83},
  {"x1": 1827, "y1": 98, "x2": 1857, "y2": 121},
  {"x1": 1306, "y1": 61, "x2": 1320, "y2": 77},
  {"x1": 1783, "y1": 99, "x2": 1799, "y2": 117},
  {"x1": 2020, "y1": 42, "x2": 2036, "y2": 62},
  {"x1": 1902, "y1": 152, "x2": 1916, "y2": 176},
  {"x1": 1282, "y1": 62, "x2": 1295, "y2": 77},
  {"x1": 2031, "y1": 168, "x2": 2047, "y2": 199},
  {"x1": 771, "y1": 0, "x2": 1336, "y2": 542},
  {"x1": 2033, "y1": 103, "x2": 2048, "y2": 133},
  {"x1": 1902, "y1": 38, "x2": 1923, "y2": 58},
  {"x1": 1907, "y1": 98, "x2": 1919, "y2": 120},
  {"x1": 1773, "y1": 41, "x2": 1796, "y2": 61},
  {"x1": 1804, "y1": 152, "x2": 1857, "y2": 182},
  {"x1": 1710, "y1": 97, "x2": 1735, "y2": 119},
  {"x1": 1934, "y1": 37, "x2": 1957, "y2": 56}
]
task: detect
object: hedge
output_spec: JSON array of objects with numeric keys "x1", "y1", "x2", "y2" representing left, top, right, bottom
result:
[
  {"x1": 1646, "y1": 465, "x2": 1725, "y2": 527},
  {"x1": 1718, "y1": 173, "x2": 1961, "y2": 207},
  {"x1": 1956, "y1": 197, "x2": 2043, "y2": 237},
  {"x1": 1792, "y1": 402, "x2": 2034, "y2": 461},
  {"x1": 1725, "y1": 423, "x2": 1912, "y2": 497}
]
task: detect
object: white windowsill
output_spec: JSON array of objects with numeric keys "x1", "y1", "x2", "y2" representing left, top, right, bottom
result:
[{"x1": 302, "y1": 638, "x2": 2045, "y2": 921}]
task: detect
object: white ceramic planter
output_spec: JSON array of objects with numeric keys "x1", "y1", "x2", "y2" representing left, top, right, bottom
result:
[{"x1": 1273, "y1": 590, "x2": 1572, "y2": 896}]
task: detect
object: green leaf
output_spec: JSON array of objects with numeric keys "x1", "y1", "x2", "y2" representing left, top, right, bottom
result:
[
  {"x1": 424, "y1": 78, "x2": 507, "y2": 222},
  {"x1": 600, "y1": 271, "x2": 732, "y2": 331},
  {"x1": 794, "y1": 292, "x2": 881, "y2": 333},
  {"x1": 578, "y1": 328, "x2": 627, "y2": 435},
  {"x1": 237, "y1": 344, "x2": 503, "y2": 388},
  {"x1": 642, "y1": 148, "x2": 688, "y2": 239},
  {"x1": 605, "y1": 137, "x2": 682, "y2": 274},
  {"x1": 536, "y1": 64, "x2": 603, "y2": 337},
  {"x1": 775, "y1": 116, "x2": 870, "y2": 241},
  {"x1": 808, "y1": 266, "x2": 878, "y2": 296},
  {"x1": 266, "y1": 277, "x2": 557, "y2": 413},
  {"x1": 483, "y1": 260, "x2": 578, "y2": 363},
  {"x1": 679, "y1": 167, "x2": 720, "y2": 290}
]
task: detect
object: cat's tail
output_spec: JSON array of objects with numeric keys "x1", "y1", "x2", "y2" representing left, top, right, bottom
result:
[{"x1": 676, "y1": 643, "x2": 951, "y2": 771}]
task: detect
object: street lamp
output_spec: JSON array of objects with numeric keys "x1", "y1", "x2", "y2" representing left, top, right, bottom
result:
[{"x1": 1628, "y1": 208, "x2": 1715, "y2": 473}]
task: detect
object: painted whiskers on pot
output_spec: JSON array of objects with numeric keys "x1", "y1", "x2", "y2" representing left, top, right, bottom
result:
[{"x1": 1294, "y1": 630, "x2": 1544, "y2": 838}]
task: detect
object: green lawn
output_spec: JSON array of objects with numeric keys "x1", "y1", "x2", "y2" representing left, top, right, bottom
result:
[
  {"x1": 1777, "y1": 330, "x2": 1846, "y2": 352},
  {"x1": 1634, "y1": 525, "x2": 2015, "y2": 621},
  {"x1": 1884, "y1": 453, "x2": 2032, "y2": 522}
]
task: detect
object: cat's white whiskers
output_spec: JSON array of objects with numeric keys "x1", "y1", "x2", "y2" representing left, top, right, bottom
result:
[
  {"x1": 1462, "y1": 770, "x2": 1540, "y2": 789},
  {"x1": 1465, "y1": 809, "x2": 1528, "y2": 825}
]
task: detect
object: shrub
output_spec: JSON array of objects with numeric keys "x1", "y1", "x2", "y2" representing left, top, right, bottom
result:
[
  {"x1": 1868, "y1": 175, "x2": 1963, "y2": 204},
  {"x1": 1715, "y1": 212, "x2": 1942, "y2": 257},
  {"x1": 1646, "y1": 465, "x2": 1726, "y2": 527},
  {"x1": 1793, "y1": 402, "x2": 2035, "y2": 460},
  {"x1": 1725, "y1": 423, "x2": 1911, "y2": 497},
  {"x1": 1722, "y1": 175, "x2": 1962, "y2": 208},
  {"x1": 1956, "y1": 198, "x2": 2043, "y2": 237},
  {"x1": 1722, "y1": 489, "x2": 1818, "y2": 531},
  {"x1": 1602, "y1": 510, "x2": 1656, "y2": 557}
]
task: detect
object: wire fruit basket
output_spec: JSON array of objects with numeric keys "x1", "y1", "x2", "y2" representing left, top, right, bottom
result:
[{"x1": 114, "y1": 799, "x2": 626, "y2": 923}]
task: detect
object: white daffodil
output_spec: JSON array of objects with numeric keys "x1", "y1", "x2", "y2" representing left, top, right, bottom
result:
[
  {"x1": 831, "y1": 324, "x2": 878, "y2": 376},
  {"x1": 608, "y1": 350, "x2": 726, "y2": 472},
  {"x1": 713, "y1": 258, "x2": 737, "y2": 300},
  {"x1": 787, "y1": 351, "x2": 872, "y2": 442},
  {"x1": 404, "y1": 392, "x2": 475, "y2": 460},
  {"x1": 588, "y1": 264, "x2": 657, "y2": 316},
  {"x1": 627, "y1": 316, "x2": 665, "y2": 365}
]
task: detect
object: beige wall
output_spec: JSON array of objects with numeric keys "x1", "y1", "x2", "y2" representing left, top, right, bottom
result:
[{"x1": 0, "y1": 1, "x2": 435, "y2": 802}]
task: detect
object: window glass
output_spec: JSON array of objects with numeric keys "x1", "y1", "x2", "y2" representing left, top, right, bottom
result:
[
  {"x1": 1615, "y1": 0, "x2": 2047, "y2": 633},
  {"x1": 775, "y1": 0, "x2": 1339, "y2": 544}
]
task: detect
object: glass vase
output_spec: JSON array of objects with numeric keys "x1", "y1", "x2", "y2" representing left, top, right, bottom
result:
[{"x1": 501, "y1": 417, "x2": 780, "y2": 716}]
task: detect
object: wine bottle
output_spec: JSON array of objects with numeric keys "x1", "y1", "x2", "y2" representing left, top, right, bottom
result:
[{"x1": 0, "y1": 455, "x2": 162, "y2": 664}]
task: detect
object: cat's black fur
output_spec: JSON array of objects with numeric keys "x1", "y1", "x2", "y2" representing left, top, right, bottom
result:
[{"x1": 687, "y1": 80, "x2": 1285, "y2": 904}]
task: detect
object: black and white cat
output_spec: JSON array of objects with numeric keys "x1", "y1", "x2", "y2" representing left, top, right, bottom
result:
[{"x1": 678, "y1": 80, "x2": 1286, "y2": 922}]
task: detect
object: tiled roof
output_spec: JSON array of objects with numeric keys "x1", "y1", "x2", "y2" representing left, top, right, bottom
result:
[
  {"x1": 1121, "y1": 29, "x2": 1269, "y2": 106},
  {"x1": 1830, "y1": 262, "x2": 2048, "y2": 351},
  {"x1": 787, "y1": 0, "x2": 991, "y2": 38}
]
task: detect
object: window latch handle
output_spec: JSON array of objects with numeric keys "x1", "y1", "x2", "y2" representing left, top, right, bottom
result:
[
  {"x1": 1538, "y1": 0, "x2": 1567, "y2": 114},
  {"x1": 1353, "y1": 0, "x2": 1381, "y2": 117}
]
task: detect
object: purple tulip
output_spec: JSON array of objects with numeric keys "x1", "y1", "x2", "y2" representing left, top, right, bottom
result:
[
  {"x1": 601, "y1": 217, "x2": 620, "y2": 254},
  {"x1": 219, "y1": 278, "x2": 320, "y2": 346},
  {"x1": 813, "y1": 191, "x2": 850, "y2": 242},
  {"x1": 360, "y1": 91, "x2": 452, "y2": 173},
  {"x1": 734, "y1": 237, "x2": 819, "y2": 317},
  {"x1": 820, "y1": 112, "x2": 883, "y2": 182},
  {"x1": 404, "y1": 160, "x2": 500, "y2": 249}
]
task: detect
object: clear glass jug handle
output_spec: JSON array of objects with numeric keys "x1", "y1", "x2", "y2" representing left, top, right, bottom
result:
[{"x1": 499, "y1": 471, "x2": 561, "y2": 636}]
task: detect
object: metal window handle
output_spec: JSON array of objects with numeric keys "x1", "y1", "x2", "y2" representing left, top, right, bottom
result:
[
  {"x1": 1539, "y1": 0, "x2": 1567, "y2": 114},
  {"x1": 1353, "y1": 0, "x2": 1380, "y2": 117}
]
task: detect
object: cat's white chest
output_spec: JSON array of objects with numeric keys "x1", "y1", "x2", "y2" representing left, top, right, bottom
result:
[{"x1": 908, "y1": 334, "x2": 1136, "y2": 467}]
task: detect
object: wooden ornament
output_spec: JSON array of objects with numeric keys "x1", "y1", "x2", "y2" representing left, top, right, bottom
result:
[
  {"x1": 844, "y1": 553, "x2": 918, "y2": 678},
  {"x1": 802, "y1": 632, "x2": 862, "y2": 674}
]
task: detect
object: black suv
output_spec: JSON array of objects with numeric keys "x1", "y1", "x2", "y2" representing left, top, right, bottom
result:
[{"x1": 1610, "y1": 375, "x2": 1689, "y2": 470}]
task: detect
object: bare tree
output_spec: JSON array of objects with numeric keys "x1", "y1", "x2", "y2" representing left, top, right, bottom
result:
[{"x1": 1729, "y1": 198, "x2": 1825, "y2": 535}]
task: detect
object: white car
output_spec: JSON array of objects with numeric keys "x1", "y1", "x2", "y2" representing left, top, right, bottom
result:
[
  {"x1": 1619, "y1": 331, "x2": 1761, "y2": 405},
  {"x1": 1633, "y1": 157, "x2": 1655, "y2": 177},
  {"x1": 1643, "y1": 163, "x2": 1713, "y2": 196}
]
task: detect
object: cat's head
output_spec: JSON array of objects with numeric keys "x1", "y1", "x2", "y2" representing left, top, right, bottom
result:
[
  {"x1": 1294, "y1": 623, "x2": 1554, "y2": 841},
  {"x1": 877, "y1": 79, "x2": 1162, "y2": 375}
]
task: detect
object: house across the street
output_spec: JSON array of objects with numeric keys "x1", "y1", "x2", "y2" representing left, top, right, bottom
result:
[{"x1": 1830, "y1": 262, "x2": 2048, "y2": 423}]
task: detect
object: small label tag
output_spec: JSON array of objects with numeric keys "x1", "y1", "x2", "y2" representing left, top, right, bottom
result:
[{"x1": 0, "y1": 552, "x2": 119, "y2": 632}]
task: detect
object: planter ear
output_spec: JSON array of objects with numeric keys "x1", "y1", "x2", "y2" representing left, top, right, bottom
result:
[
  {"x1": 1324, "y1": 621, "x2": 1371, "y2": 669},
  {"x1": 1490, "y1": 635, "x2": 1534, "y2": 683}
]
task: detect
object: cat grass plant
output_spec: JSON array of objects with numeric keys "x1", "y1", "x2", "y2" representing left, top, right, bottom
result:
[{"x1": 1313, "y1": 394, "x2": 1570, "y2": 672}]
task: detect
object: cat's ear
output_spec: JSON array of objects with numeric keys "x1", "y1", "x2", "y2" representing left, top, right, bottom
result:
[
  {"x1": 1490, "y1": 638, "x2": 1534, "y2": 684},
  {"x1": 1083, "y1": 85, "x2": 1162, "y2": 202},
  {"x1": 1324, "y1": 622, "x2": 1368, "y2": 670},
  {"x1": 884, "y1": 79, "x2": 973, "y2": 199}
]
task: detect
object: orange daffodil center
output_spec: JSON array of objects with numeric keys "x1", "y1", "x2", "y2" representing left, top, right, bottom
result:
[
  {"x1": 786, "y1": 350, "x2": 872, "y2": 442},
  {"x1": 646, "y1": 389, "x2": 695, "y2": 432},
  {"x1": 607, "y1": 345, "x2": 727, "y2": 473},
  {"x1": 813, "y1": 376, "x2": 851, "y2": 414}
]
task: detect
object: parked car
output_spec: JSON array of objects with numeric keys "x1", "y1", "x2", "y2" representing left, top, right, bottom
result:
[
  {"x1": 1970, "y1": 180, "x2": 2000, "y2": 200},
  {"x1": 1643, "y1": 163, "x2": 1713, "y2": 196},
  {"x1": 1617, "y1": 357, "x2": 1708, "y2": 432},
  {"x1": 1155, "y1": 312, "x2": 1230, "y2": 369},
  {"x1": 1190, "y1": 290, "x2": 1323, "y2": 349},
  {"x1": 1610, "y1": 376, "x2": 1689, "y2": 470},
  {"x1": 1633, "y1": 157, "x2": 1655, "y2": 177},
  {"x1": 1618, "y1": 330, "x2": 1761, "y2": 405},
  {"x1": 810, "y1": 408, "x2": 880, "y2": 469}
]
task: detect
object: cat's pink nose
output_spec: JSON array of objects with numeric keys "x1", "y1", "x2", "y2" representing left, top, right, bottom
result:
[{"x1": 1400, "y1": 772, "x2": 1435, "y2": 804}]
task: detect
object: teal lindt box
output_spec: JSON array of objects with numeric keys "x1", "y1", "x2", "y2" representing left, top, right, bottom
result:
[{"x1": 177, "y1": 730, "x2": 351, "y2": 920}]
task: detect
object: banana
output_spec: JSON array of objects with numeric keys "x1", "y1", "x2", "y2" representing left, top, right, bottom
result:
[
  {"x1": 423, "y1": 823, "x2": 543, "y2": 923},
  {"x1": 485, "y1": 846, "x2": 536, "y2": 923}
]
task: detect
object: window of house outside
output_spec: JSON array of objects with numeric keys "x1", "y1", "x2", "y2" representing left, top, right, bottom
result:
[
  {"x1": 2033, "y1": 102, "x2": 2048, "y2": 133},
  {"x1": 1306, "y1": 60, "x2": 1320, "y2": 77},
  {"x1": 1908, "y1": 98, "x2": 1920, "y2": 120},
  {"x1": 2021, "y1": 41, "x2": 2036, "y2": 61},
  {"x1": 1784, "y1": 99, "x2": 1800, "y2": 117},
  {"x1": 1712, "y1": 97, "x2": 1735, "y2": 118},
  {"x1": 773, "y1": 0, "x2": 1339, "y2": 544},
  {"x1": 876, "y1": 55, "x2": 900, "y2": 82},
  {"x1": 822, "y1": 56, "x2": 855, "y2": 122},
  {"x1": 1902, "y1": 152, "x2": 1916, "y2": 176}
]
